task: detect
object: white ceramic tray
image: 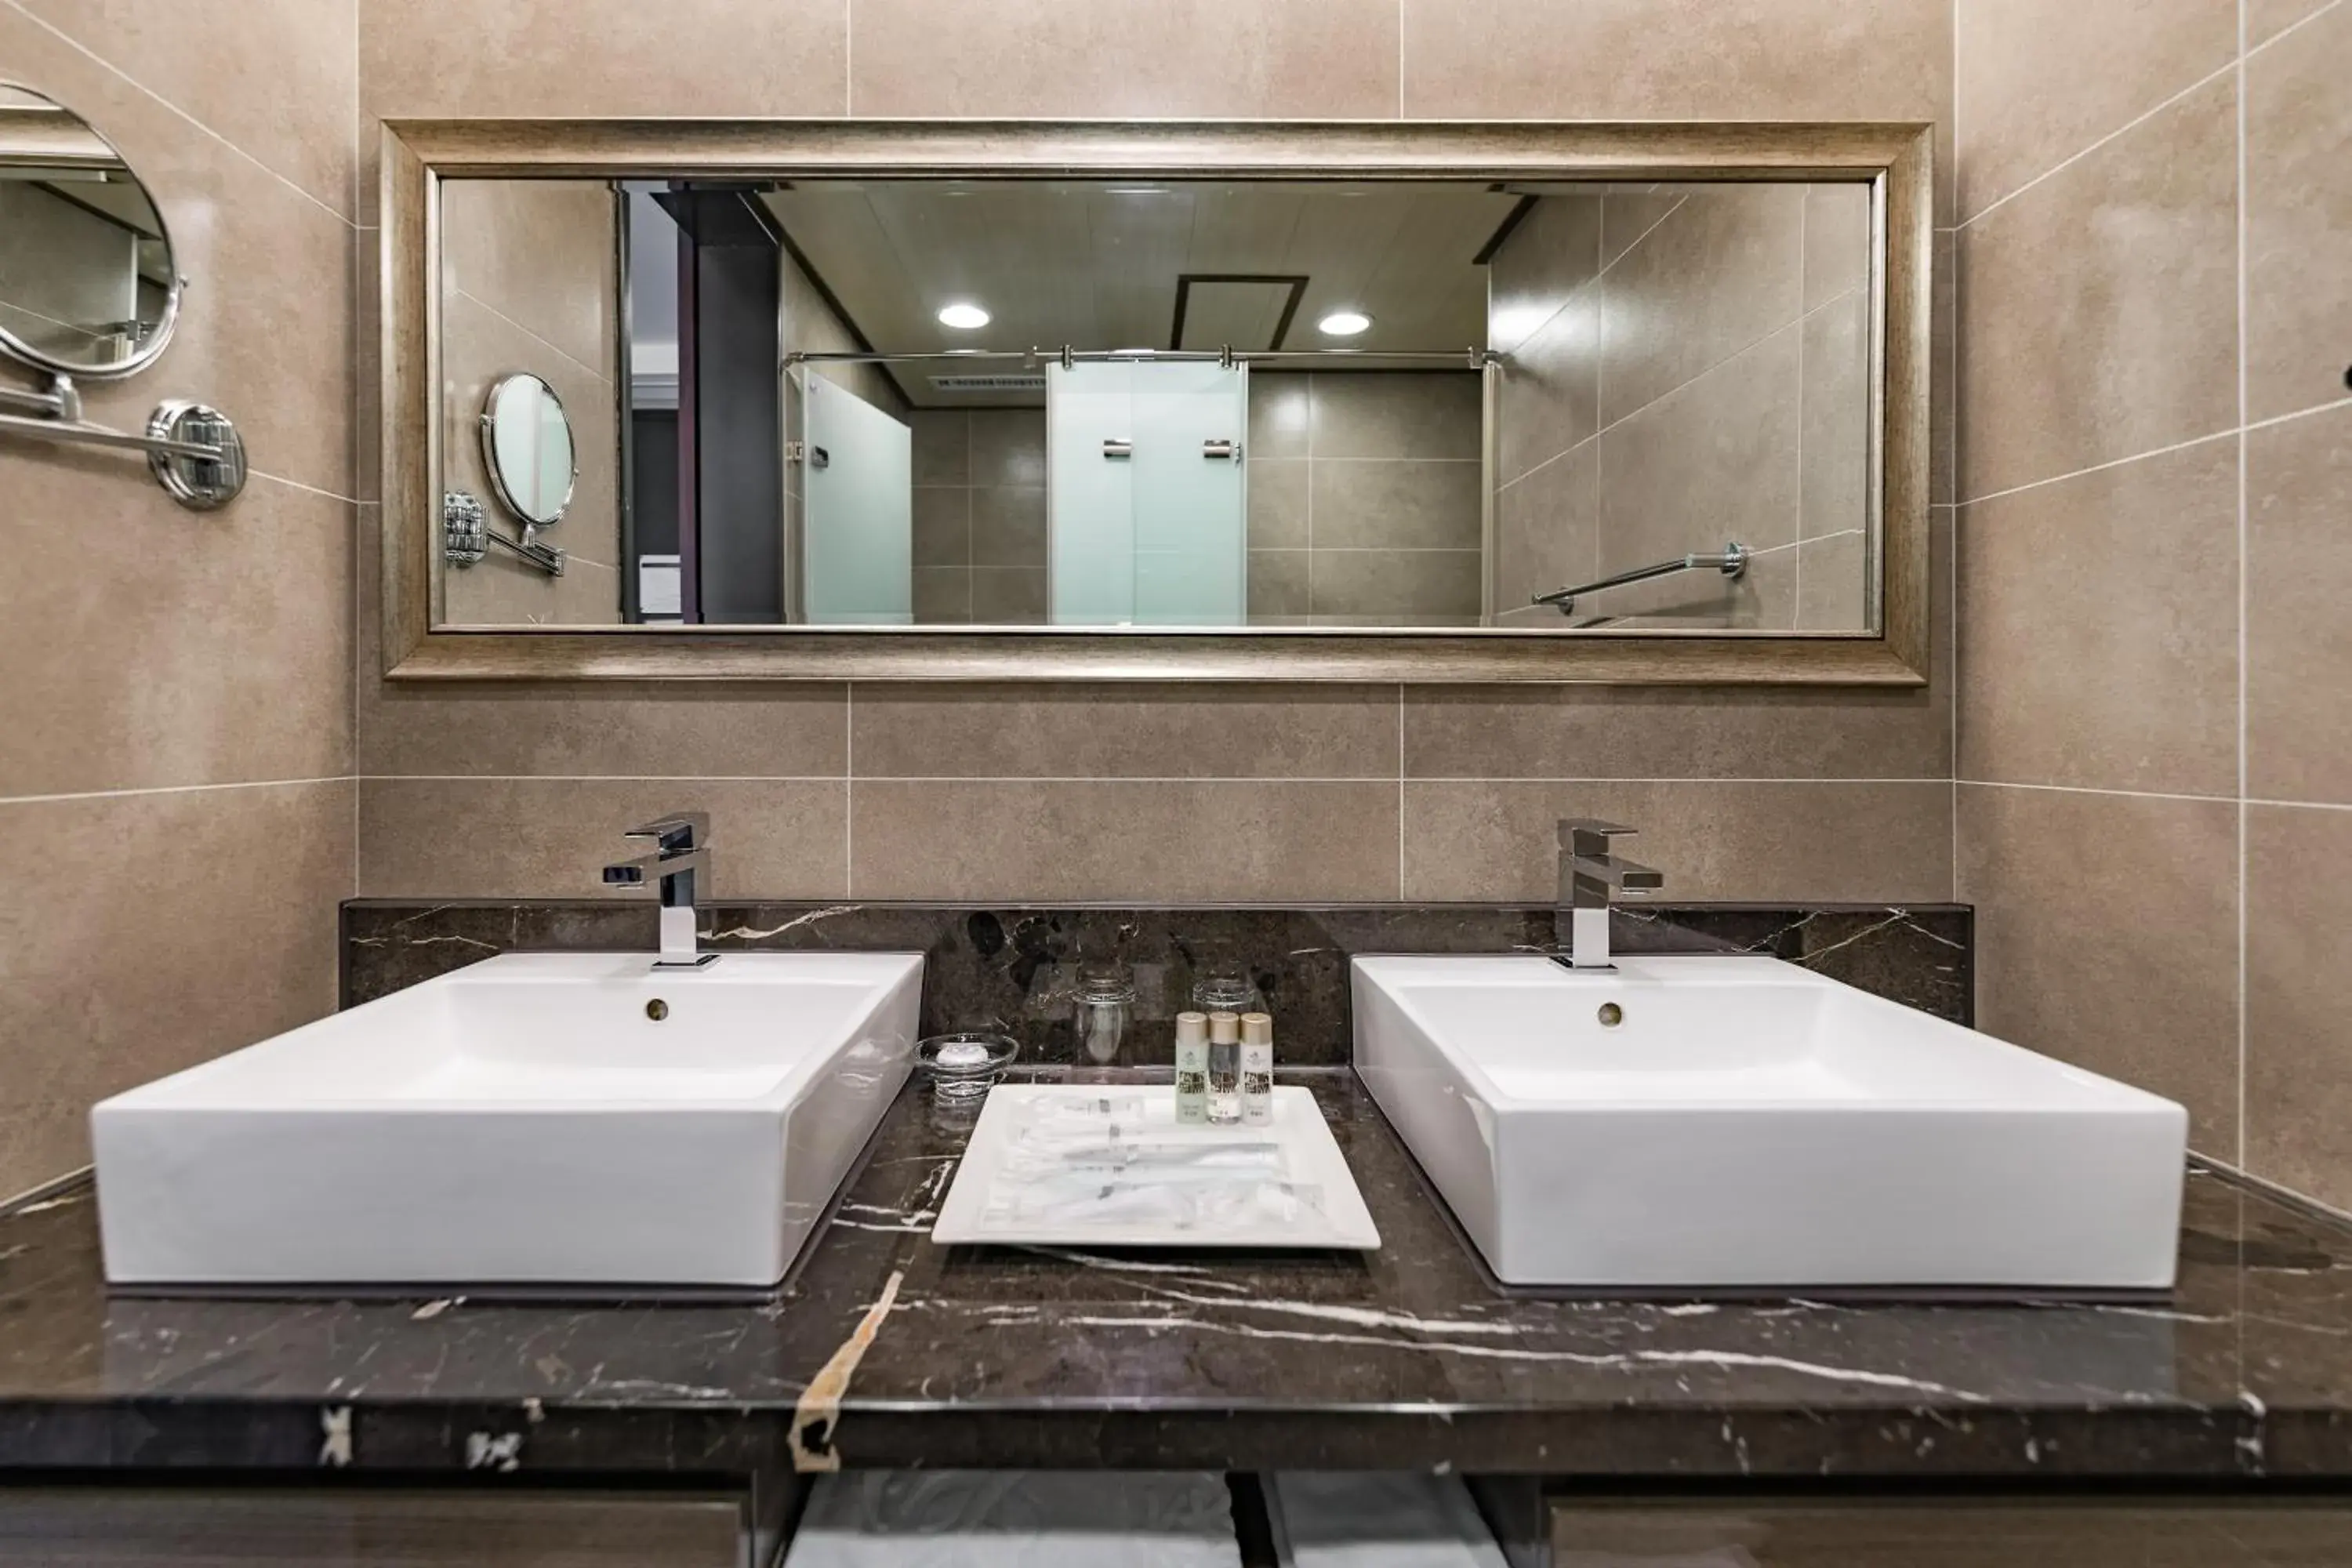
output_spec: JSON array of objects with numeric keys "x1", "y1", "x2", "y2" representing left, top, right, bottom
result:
[{"x1": 931, "y1": 1084, "x2": 1381, "y2": 1250}]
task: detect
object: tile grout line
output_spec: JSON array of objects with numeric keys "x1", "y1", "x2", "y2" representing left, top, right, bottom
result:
[
  {"x1": 1959, "y1": 425, "x2": 2240, "y2": 509},
  {"x1": 351, "y1": 773, "x2": 1961, "y2": 787},
  {"x1": 2235, "y1": 0, "x2": 2251, "y2": 1171},
  {"x1": 1955, "y1": 778, "x2": 2240, "y2": 804},
  {"x1": 451, "y1": 285, "x2": 614, "y2": 390},
  {"x1": 1948, "y1": 0, "x2": 1960, "y2": 906},
  {"x1": 0, "y1": 0, "x2": 360, "y2": 230},
  {"x1": 0, "y1": 775, "x2": 352, "y2": 808},
  {"x1": 1794, "y1": 191, "x2": 1806, "y2": 623},
  {"x1": 844, "y1": 683, "x2": 855, "y2": 898},
  {"x1": 1396, "y1": 684, "x2": 1406, "y2": 898},
  {"x1": 1501, "y1": 286, "x2": 1862, "y2": 499},
  {"x1": 351, "y1": 0, "x2": 365, "y2": 905},
  {"x1": 1956, "y1": 395, "x2": 2352, "y2": 513},
  {"x1": 1958, "y1": 51, "x2": 2239, "y2": 231}
]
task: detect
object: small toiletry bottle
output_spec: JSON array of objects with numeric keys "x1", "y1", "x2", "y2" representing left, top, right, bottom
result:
[
  {"x1": 1240, "y1": 1011, "x2": 1275, "y2": 1126},
  {"x1": 1174, "y1": 1011, "x2": 1210, "y2": 1125},
  {"x1": 1207, "y1": 1010, "x2": 1242, "y2": 1125}
]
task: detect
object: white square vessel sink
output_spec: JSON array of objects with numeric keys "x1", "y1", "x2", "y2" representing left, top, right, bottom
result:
[
  {"x1": 1352, "y1": 955, "x2": 2187, "y2": 1290},
  {"x1": 93, "y1": 951, "x2": 924, "y2": 1290}
]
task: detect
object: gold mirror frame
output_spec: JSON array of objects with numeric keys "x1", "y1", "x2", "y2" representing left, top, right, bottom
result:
[{"x1": 381, "y1": 119, "x2": 1932, "y2": 684}]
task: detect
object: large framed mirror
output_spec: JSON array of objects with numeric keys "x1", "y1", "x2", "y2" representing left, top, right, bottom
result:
[{"x1": 383, "y1": 122, "x2": 1930, "y2": 683}]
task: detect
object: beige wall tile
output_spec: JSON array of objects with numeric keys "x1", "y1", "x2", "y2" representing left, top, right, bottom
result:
[
  {"x1": 1956, "y1": 73, "x2": 2237, "y2": 501},
  {"x1": 971, "y1": 485, "x2": 1047, "y2": 567},
  {"x1": 968, "y1": 409, "x2": 1047, "y2": 487},
  {"x1": 1246, "y1": 459, "x2": 1310, "y2": 550},
  {"x1": 1247, "y1": 551, "x2": 1311, "y2": 619},
  {"x1": 1598, "y1": 187, "x2": 1806, "y2": 425},
  {"x1": 0, "y1": 781, "x2": 350, "y2": 1194},
  {"x1": 1399, "y1": 0, "x2": 1952, "y2": 132},
  {"x1": 1403, "y1": 780, "x2": 1951, "y2": 902},
  {"x1": 1802, "y1": 183, "x2": 1873, "y2": 311},
  {"x1": 911, "y1": 487, "x2": 971, "y2": 568},
  {"x1": 1496, "y1": 293, "x2": 1601, "y2": 485},
  {"x1": 1487, "y1": 194, "x2": 1601, "y2": 354},
  {"x1": 851, "y1": 684, "x2": 1399, "y2": 779},
  {"x1": 971, "y1": 566, "x2": 1047, "y2": 624},
  {"x1": 360, "y1": 0, "x2": 848, "y2": 118},
  {"x1": 1800, "y1": 289, "x2": 1871, "y2": 541},
  {"x1": 1599, "y1": 191, "x2": 1686, "y2": 271},
  {"x1": 909, "y1": 411, "x2": 970, "y2": 486},
  {"x1": 2246, "y1": 3, "x2": 2352, "y2": 423},
  {"x1": 0, "y1": 9, "x2": 354, "y2": 500},
  {"x1": 2245, "y1": 804, "x2": 2352, "y2": 1210},
  {"x1": 851, "y1": 780, "x2": 1401, "y2": 900},
  {"x1": 17, "y1": 0, "x2": 359, "y2": 217},
  {"x1": 0, "y1": 463, "x2": 353, "y2": 797},
  {"x1": 1933, "y1": 227, "x2": 1955, "y2": 508},
  {"x1": 913, "y1": 567, "x2": 973, "y2": 623},
  {"x1": 358, "y1": 668, "x2": 845, "y2": 784},
  {"x1": 2249, "y1": 0, "x2": 2337, "y2": 49},
  {"x1": 1247, "y1": 374, "x2": 1312, "y2": 459},
  {"x1": 1795, "y1": 532, "x2": 1871, "y2": 631},
  {"x1": 1494, "y1": 443, "x2": 1599, "y2": 617},
  {"x1": 1307, "y1": 373, "x2": 1483, "y2": 460},
  {"x1": 1404, "y1": 678, "x2": 1947, "y2": 782},
  {"x1": 1954, "y1": 0, "x2": 2234, "y2": 221},
  {"x1": 1597, "y1": 327, "x2": 1802, "y2": 568},
  {"x1": 1309, "y1": 461, "x2": 1483, "y2": 551},
  {"x1": 848, "y1": 0, "x2": 1401, "y2": 117},
  {"x1": 2247, "y1": 401, "x2": 2352, "y2": 804},
  {"x1": 359, "y1": 778, "x2": 847, "y2": 897},
  {"x1": 1310, "y1": 548, "x2": 1483, "y2": 621},
  {"x1": 1957, "y1": 436, "x2": 2238, "y2": 795},
  {"x1": 1957, "y1": 784, "x2": 2238, "y2": 1155},
  {"x1": 440, "y1": 180, "x2": 618, "y2": 380}
]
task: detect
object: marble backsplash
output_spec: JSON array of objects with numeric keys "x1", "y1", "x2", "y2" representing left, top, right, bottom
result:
[{"x1": 344, "y1": 901, "x2": 1970, "y2": 1069}]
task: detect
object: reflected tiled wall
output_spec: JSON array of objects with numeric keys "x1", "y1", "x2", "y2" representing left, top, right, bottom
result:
[
  {"x1": 0, "y1": 2, "x2": 358, "y2": 1193},
  {"x1": 439, "y1": 180, "x2": 620, "y2": 625},
  {"x1": 1490, "y1": 185, "x2": 1873, "y2": 631},
  {"x1": 908, "y1": 410, "x2": 1048, "y2": 625},
  {"x1": 351, "y1": 0, "x2": 1955, "y2": 917},
  {"x1": 1246, "y1": 372, "x2": 1484, "y2": 626},
  {"x1": 1954, "y1": 1, "x2": 2352, "y2": 1194}
]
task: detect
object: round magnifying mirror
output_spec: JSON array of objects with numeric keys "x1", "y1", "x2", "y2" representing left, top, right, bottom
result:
[
  {"x1": 0, "y1": 82, "x2": 180, "y2": 379},
  {"x1": 479, "y1": 372, "x2": 577, "y2": 529}
]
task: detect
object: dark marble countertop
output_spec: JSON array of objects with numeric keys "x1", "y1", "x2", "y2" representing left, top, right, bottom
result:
[{"x1": 5, "y1": 1069, "x2": 2352, "y2": 1480}]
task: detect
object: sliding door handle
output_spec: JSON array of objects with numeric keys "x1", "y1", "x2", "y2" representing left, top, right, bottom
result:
[{"x1": 1202, "y1": 438, "x2": 1240, "y2": 459}]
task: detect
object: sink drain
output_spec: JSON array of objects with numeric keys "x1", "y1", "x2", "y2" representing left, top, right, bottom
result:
[
  {"x1": 1596, "y1": 1001, "x2": 1624, "y2": 1028},
  {"x1": 645, "y1": 998, "x2": 670, "y2": 1022}
]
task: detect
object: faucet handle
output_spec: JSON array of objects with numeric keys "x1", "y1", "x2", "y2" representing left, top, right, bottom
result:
[
  {"x1": 624, "y1": 812, "x2": 710, "y2": 854},
  {"x1": 1558, "y1": 818, "x2": 1638, "y2": 855}
]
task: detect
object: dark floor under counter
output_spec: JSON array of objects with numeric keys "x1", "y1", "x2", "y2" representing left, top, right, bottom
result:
[{"x1": 9, "y1": 1064, "x2": 2352, "y2": 1481}]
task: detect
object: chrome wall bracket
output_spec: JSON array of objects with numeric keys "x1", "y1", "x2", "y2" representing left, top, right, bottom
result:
[
  {"x1": 0, "y1": 375, "x2": 248, "y2": 510},
  {"x1": 443, "y1": 489, "x2": 565, "y2": 575}
]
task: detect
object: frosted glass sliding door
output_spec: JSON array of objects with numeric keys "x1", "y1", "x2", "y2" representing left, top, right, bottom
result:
[
  {"x1": 1047, "y1": 361, "x2": 1247, "y2": 626},
  {"x1": 800, "y1": 373, "x2": 913, "y2": 625}
]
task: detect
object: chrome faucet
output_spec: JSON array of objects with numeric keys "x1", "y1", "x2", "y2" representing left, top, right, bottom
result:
[
  {"x1": 1556, "y1": 818, "x2": 1664, "y2": 971},
  {"x1": 602, "y1": 813, "x2": 717, "y2": 969}
]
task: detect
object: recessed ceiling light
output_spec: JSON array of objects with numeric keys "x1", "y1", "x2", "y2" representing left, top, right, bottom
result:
[
  {"x1": 936, "y1": 302, "x2": 991, "y2": 330},
  {"x1": 1318, "y1": 310, "x2": 1372, "y2": 337}
]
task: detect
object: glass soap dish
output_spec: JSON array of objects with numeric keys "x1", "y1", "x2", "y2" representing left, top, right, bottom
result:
[{"x1": 916, "y1": 1032, "x2": 1019, "y2": 1101}]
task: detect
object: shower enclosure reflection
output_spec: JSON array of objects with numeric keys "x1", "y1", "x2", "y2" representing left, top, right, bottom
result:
[{"x1": 432, "y1": 175, "x2": 1882, "y2": 636}]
